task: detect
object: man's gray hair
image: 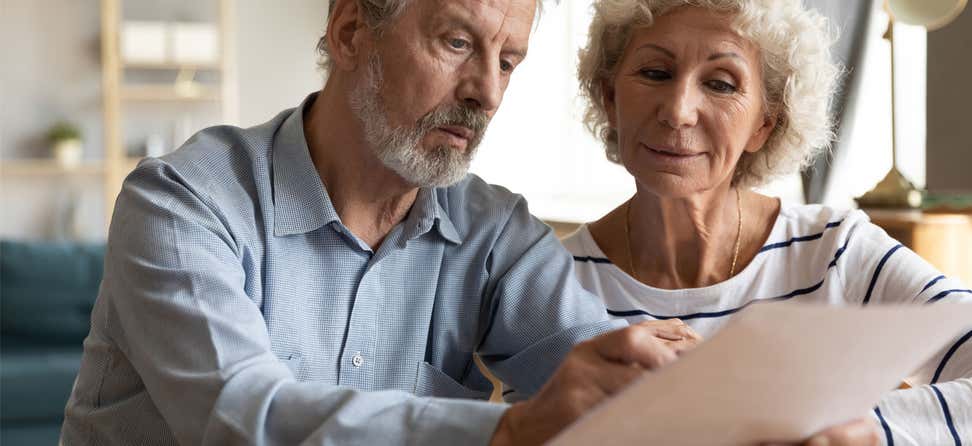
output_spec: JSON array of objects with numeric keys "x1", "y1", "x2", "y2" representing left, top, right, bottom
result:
[
  {"x1": 316, "y1": 0, "x2": 551, "y2": 73},
  {"x1": 316, "y1": 0, "x2": 412, "y2": 72},
  {"x1": 577, "y1": 0, "x2": 841, "y2": 187}
]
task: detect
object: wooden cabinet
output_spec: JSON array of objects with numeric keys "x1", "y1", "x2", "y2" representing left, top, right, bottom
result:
[{"x1": 864, "y1": 209, "x2": 972, "y2": 285}]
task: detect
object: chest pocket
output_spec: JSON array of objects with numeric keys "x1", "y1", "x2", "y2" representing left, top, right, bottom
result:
[
  {"x1": 412, "y1": 361, "x2": 490, "y2": 400},
  {"x1": 280, "y1": 354, "x2": 301, "y2": 377}
]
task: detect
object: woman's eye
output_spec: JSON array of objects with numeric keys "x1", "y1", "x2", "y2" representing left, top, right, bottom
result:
[
  {"x1": 706, "y1": 80, "x2": 737, "y2": 93},
  {"x1": 639, "y1": 69, "x2": 671, "y2": 81},
  {"x1": 448, "y1": 38, "x2": 470, "y2": 50}
]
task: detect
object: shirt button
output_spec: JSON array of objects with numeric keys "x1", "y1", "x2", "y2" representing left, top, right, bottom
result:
[{"x1": 351, "y1": 352, "x2": 364, "y2": 368}]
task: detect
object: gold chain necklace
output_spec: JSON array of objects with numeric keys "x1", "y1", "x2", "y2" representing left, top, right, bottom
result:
[{"x1": 624, "y1": 188, "x2": 743, "y2": 283}]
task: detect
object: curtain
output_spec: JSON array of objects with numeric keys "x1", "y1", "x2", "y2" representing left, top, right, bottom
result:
[{"x1": 801, "y1": 0, "x2": 876, "y2": 203}]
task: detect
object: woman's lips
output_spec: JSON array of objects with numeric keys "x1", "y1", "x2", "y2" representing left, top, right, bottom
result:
[{"x1": 643, "y1": 144, "x2": 702, "y2": 157}]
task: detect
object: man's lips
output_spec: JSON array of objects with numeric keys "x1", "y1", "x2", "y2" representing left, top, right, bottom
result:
[{"x1": 438, "y1": 125, "x2": 475, "y2": 141}]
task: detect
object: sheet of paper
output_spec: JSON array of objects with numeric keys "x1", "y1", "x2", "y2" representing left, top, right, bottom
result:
[{"x1": 551, "y1": 302, "x2": 972, "y2": 446}]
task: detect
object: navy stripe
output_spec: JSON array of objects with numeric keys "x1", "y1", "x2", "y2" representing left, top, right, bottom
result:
[
  {"x1": 607, "y1": 279, "x2": 825, "y2": 320},
  {"x1": 932, "y1": 330, "x2": 972, "y2": 384},
  {"x1": 758, "y1": 220, "x2": 843, "y2": 253},
  {"x1": 922, "y1": 275, "x2": 947, "y2": 293},
  {"x1": 862, "y1": 244, "x2": 904, "y2": 305},
  {"x1": 573, "y1": 255, "x2": 612, "y2": 264},
  {"x1": 874, "y1": 407, "x2": 894, "y2": 446},
  {"x1": 606, "y1": 237, "x2": 849, "y2": 321},
  {"x1": 931, "y1": 385, "x2": 963, "y2": 446},
  {"x1": 927, "y1": 289, "x2": 972, "y2": 304}
]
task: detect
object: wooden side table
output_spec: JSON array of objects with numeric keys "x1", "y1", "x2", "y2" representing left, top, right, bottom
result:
[{"x1": 863, "y1": 209, "x2": 972, "y2": 286}]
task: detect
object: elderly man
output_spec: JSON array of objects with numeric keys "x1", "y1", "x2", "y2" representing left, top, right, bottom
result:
[
  {"x1": 60, "y1": 0, "x2": 672, "y2": 444},
  {"x1": 62, "y1": 0, "x2": 879, "y2": 444}
]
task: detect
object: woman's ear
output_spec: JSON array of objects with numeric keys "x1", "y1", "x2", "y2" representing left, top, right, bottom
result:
[
  {"x1": 601, "y1": 78, "x2": 618, "y2": 130},
  {"x1": 325, "y1": 0, "x2": 367, "y2": 72},
  {"x1": 744, "y1": 113, "x2": 778, "y2": 154}
]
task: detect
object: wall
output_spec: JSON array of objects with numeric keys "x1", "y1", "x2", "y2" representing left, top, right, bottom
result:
[
  {"x1": 0, "y1": 0, "x2": 328, "y2": 240},
  {"x1": 926, "y1": 6, "x2": 972, "y2": 193},
  {"x1": 236, "y1": 0, "x2": 327, "y2": 127}
]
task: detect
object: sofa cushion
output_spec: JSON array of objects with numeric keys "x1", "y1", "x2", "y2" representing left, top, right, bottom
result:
[
  {"x1": 0, "y1": 346, "x2": 83, "y2": 421},
  {"x1": 0, "y1": 240, "x2": 104, "y2": 343},
  {"x1": 1, "y1": 422, "x2": 66, "y2": 446}
]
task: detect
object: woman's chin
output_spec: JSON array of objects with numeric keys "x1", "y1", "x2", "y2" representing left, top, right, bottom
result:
[{"x1": 633, "y1": 172, "x2": 711, "y2": 199}]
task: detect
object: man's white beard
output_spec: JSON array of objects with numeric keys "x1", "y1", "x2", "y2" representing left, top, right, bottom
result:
[{"x1": 348, "y1": 55, "x2": 485, "y2": 188}]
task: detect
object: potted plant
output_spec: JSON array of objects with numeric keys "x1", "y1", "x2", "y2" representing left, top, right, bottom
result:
[{"x1": 47, "y1": 122, "x2": 83, "y2": 167}]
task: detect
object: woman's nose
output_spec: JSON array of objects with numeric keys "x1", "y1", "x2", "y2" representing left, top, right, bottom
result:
[{"x1": 658, "y1": 80, "x2": 700, "y2": 129}]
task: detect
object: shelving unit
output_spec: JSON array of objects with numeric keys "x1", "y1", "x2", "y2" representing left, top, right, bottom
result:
[
  {"x1": 98, "y1": 0, "x2": 238, "y2": 227},
  {"x1": 0, "y1": 160, "x2": 106, "y2": 176}
]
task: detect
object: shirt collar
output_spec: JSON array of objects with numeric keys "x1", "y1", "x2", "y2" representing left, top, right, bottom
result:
[
  {"x1": 271, "y1": 92, "x2": 463, "y2": 245},
  {"x1": 272, "y1": 93, "x2": 339, "y2": 236},
  {"x1": 403, "y1": 187, "x2": 462, "y2": 245}
]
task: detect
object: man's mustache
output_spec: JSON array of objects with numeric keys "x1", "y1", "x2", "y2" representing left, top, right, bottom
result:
[{"x1": 417, "y1": 105, "x2": 489, "y2": 143}]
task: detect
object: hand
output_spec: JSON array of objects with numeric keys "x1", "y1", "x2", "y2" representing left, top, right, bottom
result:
[
  {"x1": 803, "y1": 418, "x2": 881, "y2": 446},
  {"x1": 489, "y1": 321, "x2": 702, "y2": 446},
  {"x1": 633, "y1": 318, "x2": 703, "y2": 355},
  {"x1": 761, "y1": 417, "x2": 881, "y2": 446}
]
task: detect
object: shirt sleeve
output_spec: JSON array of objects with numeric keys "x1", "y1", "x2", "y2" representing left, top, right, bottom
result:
[
  {"x1": 841, "y1": 219, "x2": 972, "y2": 445},
  {"x1": 474, "y1": 195, "x2": 627, "y2": 395},
  {"x1": 101, "y1": 163, "x2": 508, "y2": 445}
]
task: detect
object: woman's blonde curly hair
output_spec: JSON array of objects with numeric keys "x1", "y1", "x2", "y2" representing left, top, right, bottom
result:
[{"x1": 577, "y1": 0, "x2": 841, "y2": 187}]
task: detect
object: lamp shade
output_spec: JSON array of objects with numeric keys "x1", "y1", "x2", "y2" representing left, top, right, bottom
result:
[{"x1": 888, "y1": 0, "x2": 968, "y2": 30}]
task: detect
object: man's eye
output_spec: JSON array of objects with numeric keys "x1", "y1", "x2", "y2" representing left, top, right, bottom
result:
[
  {"x1": 639, "y1": 69, "x2": 671, "y2": 81},
  {"x1": 448, "y1": 38, "x2": 470, "y2": 50},
  {"x1": 500, "y1": 60, "x2": 514, "y2": 72},
  {"x1": 706, "y1": 80, "x2": 737, "y2": 93}
]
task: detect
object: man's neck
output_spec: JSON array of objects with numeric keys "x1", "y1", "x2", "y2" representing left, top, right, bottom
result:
[{"x1": 303, "y1": 82, "x2": 419, "y2": 249}]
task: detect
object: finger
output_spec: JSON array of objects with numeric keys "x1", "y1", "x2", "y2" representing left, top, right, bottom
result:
[
  {"x1": 588, "y1": 326, "x2": 679, "y2": 369},
  {"x1": 662, "y1": 337, "x2": 702, "y2": 354},
  {"x1": 589, "y1": 360, "x2": 648, "y2": 396},
  {"x1": 635, "y1": 318, "x2": 686, "y2": 329},
  {"x1": 652, "y1": 329, "x2": 687, "y2": 341},
  {"x1": 679, "y1": 324, "x2": 703, "y2": 341},
  {"x1": 665, "y1": 324, "x2": 703, "y2": 342},
  {"x1": 636, "y1": 319, "x2": 703, "y2": 342},
  {"x1": 806, "y1": 418, "x2": 880, "y2": 446}
]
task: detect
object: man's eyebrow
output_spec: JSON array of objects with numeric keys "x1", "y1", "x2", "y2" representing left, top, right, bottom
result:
[
  {"x1": 634, "y1": 43, "x2": 675, "y2": 58},
  {"x1": 504, "y1": 45, "x2": 528, "y2": 61},
  {"x1": 438, "y1": 8, "x2": 528, "y2": 61}
]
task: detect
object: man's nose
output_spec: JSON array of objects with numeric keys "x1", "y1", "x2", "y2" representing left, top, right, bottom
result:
[
  {"x1": 658, "y1": 79, "x2": 700, "y2": 129},
  {"x1": 457, "y1": 58, "x2": 503, "y2": 113}
]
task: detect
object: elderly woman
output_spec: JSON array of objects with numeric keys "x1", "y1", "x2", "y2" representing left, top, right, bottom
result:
[{"x1": 565, "y1": 0, "x2": 972, "y2": 444}]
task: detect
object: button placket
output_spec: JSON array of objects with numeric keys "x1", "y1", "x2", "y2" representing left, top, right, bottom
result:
[{"x1": 338, "y1": 263, "x2": 383, "y2": 388}]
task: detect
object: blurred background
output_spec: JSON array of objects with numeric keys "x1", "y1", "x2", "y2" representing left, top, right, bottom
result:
[{"x1": 0, "y1": 0, "x2": 970, "y2": 444}]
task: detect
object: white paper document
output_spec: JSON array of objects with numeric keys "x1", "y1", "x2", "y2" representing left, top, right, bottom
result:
[{"x1": 551, "y1": 302, "x2": 972, "y2": 446}]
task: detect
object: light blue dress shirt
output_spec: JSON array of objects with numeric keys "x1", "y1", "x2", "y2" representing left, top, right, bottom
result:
[{"x1": 61, "y1": 94, "x2": 625, "y2": 445}]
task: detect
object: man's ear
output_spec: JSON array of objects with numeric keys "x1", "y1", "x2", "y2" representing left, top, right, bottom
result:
[
  {"x1": 744, "y1": 113, "x2": 778, "y2": 154},
  {"x1": 601, "y1": 78, "x2": 618, "y2": 129},
  {"x1": 325, "y1": 0, "x2": 368, "y2": 71}
]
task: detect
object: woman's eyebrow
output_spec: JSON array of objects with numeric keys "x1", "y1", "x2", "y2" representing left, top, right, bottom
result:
[
  {"x1": 634, "y1": 43, "x2": 676, "y2": 58},
  {"x1": 708, "y1": 52, "x2": 742, "y2": 61}
]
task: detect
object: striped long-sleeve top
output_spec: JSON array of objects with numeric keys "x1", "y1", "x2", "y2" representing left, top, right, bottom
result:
[{"x1": 562, "y1": 203, "x2": 972, "y2": 446}]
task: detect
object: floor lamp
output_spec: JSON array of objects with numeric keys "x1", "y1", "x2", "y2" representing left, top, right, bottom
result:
[{"x1": 856, "y1": 0, "x2": 968, "y2": 209}]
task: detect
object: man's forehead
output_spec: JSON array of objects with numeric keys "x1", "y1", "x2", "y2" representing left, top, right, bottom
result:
[
  {"x1": 426, "y1": 0, "x2": 537, "y2": 28},
  {"x1": 424, "y1": 0, "x2": 536, "y2": 45}
]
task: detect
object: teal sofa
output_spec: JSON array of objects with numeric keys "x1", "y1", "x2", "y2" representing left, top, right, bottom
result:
[{"x1": 1, "y1": 240, "x2": 104, "y2": 445}]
